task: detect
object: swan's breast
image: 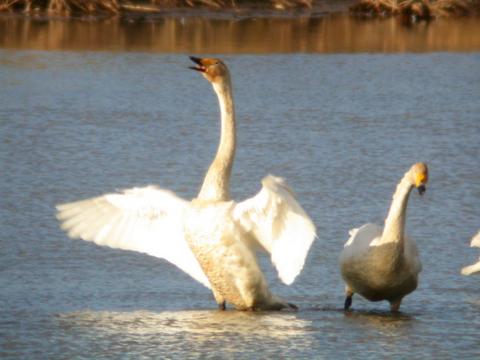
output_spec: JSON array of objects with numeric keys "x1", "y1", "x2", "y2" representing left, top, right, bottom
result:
[
  {"x1": 184, "y1": 201, "x2": 270, "y2": 309},
  {"x1": 341, "y1": 243, "x2": 420, "y2": 301}
]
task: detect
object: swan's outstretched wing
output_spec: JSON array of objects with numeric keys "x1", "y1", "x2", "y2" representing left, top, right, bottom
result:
[
  {"x1": 461, "y1": 230, "x2": 480, "y2": 275},
  {"x1": 56, "y1": 186, "x2": 211, "y2": 288},
  {"x1": 233, "y1": 175, "x2": 316, "y2": 285}
]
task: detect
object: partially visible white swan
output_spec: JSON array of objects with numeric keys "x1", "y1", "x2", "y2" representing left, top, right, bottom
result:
[
  {"x1": 461, "y1": 231, "x2": 480, "y2": 275},
  {"x1": 339, "y1": 163, "x2": 428, "y2": 312},
  {"x1": 56, "y1": 57, "x2": 316, "y2": 311}
]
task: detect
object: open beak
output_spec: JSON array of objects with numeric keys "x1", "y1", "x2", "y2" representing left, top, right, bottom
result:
[
  {"x1": 189, "y1": 56, "x2": 206, "y2": 72},
  {"x1": 418, "y1": 185, "x2": 426, "y2": 196}
]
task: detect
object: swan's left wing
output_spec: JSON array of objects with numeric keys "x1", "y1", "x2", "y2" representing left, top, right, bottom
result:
[{"x1": 233, "y1": 175, "x2": 317, "y2": 285}]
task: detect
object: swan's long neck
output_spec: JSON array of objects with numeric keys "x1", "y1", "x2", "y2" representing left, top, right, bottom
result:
[
  {"x1": 197, "y1": 79, "x2": 236, "y2": 202},
  {"x1": 379, "y1": 172, "x2": 414, "y2": 247}
]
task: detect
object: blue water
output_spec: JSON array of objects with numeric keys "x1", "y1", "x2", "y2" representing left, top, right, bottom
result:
[{"x1": 1, "y1": 51, "x2": 479, "y2": 358}]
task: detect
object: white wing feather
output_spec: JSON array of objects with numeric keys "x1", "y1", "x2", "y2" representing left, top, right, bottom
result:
[
  {"x1": 233, "y1": 175, "x2": 316, "y2": 285},
  {"x1": 344, "y1": 223, "x2": 383, "y2": 248},
  {"x1": 470, "y1": 230, "x2": 480, "y2": 248},
  {"x1": 461, "y1": 259, "x2": 480, "y2": 276},
  {"x1": 461, "y1": 230, "x2": 480, "y2": 275},
  {"x1": 56, "y1": 186, "x2": 211, "y2": 288},
  {"x1": 341, "y1": 223, "x2": 421, "y2": 274}
]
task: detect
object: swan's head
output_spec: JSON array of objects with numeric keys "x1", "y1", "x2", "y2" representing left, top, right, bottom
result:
[
  {"x1": 409, "y1": 162, "x2": 428, "y2": 195},
  {"x1": 189, "y1": 56, "x2": 230, "y2": 84}
]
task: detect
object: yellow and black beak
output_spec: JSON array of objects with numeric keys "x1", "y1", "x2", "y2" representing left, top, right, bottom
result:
[
  {"x1": 415, "y1": 172, "x2": 427, "y2": 196},
  {"x1": 418, "y1": 185, "x2": 426, "y2": 196},
  {"x1": 189, "y1": 56, "x2": 206, "y2": 72}
]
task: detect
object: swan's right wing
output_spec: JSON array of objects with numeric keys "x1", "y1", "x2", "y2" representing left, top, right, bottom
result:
[
  {"x1": 56, "y1": 186, "x2": 211, "y2": 288},
  {"x1": 233, "y1": 175, "x2": 316, "y2": 285}
]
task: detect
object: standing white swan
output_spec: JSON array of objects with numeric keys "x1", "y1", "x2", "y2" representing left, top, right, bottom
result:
[
  {"x1": 56, "y1": 57, "x2": 316, "y2": 311},
  {"x1": 461, "y1": 231, "x2": 480, "y2": 275},
  {"x1": 339, "y1": 162, "x2": 428, "y2": 312}
]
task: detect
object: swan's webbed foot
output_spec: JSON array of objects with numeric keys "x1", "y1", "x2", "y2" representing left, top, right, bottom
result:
[{"x1": 287, "y1": 303, "x2": 298, "y2": 311}]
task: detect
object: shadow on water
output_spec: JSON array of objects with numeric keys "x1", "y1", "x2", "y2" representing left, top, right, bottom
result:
[{"x1": 1, "y1": 14, "x2": 480, "y2": 53}]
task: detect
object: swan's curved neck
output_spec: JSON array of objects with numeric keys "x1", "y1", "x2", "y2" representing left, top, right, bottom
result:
[
  {"x1": 379, "y1": 172, "x2": 413, "y2": 246},
  {"x1": 197, "y1": 79, "x2": 236, "y2": 202}
]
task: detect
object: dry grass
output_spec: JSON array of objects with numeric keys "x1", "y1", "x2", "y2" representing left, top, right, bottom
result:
[
  {"x1": 0, "y1": 0, "x2": 476, "y2": 16},
  {"x1": 0, "y1": 0, "x2": 313, "y2": 14},
  {"x1": 0, "y1": 0, "x2": 120, "y2": 14},
  {"x1": 350, "y1": 0, "x2": 478, "y2": 19}
]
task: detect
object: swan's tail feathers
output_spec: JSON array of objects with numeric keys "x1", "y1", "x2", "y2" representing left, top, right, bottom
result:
[
  {"x1": 233, "y1": 175, "x2": 317, "y2": 286},
  {"x1": 268, "y1": 301, "x2": 298, "y2": 312},
  {"x1": 470, "y1": 231, "x2": 480, "y2": 248},
  {"x1": 56, "y1": 186, "x2": 211, "y2": 289},
  {"x1": 254, "y1": 294, "x2": 298, "y2": 311},
  {"x1": 461, "y1": 259, "x2": 480, "y2": 276}
]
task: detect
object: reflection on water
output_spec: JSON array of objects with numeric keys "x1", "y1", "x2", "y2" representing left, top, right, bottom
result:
[
  {"x1": 308, "y1": 306, "x2": 416, "y2": 336},
  {"x1": 58, "y1": 309, "x2": 311, "y2": 337},
  {"x1": 343, "y1": 310, "x2": 416, "y2": 332},
  {"x1": 1, "y1": 15, "x2": 479, "y2": 53},
  {"x1": 56, "y1": 310, "x2": 314, "y2": 357}
]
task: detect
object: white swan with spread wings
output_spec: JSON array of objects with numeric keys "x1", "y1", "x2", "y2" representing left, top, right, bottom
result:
[{"x1": 56, "y1": 57, "x2": 316, "y2": 311}]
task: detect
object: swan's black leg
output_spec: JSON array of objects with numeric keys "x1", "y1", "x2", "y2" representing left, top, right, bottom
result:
[
  {"x1": 344, "y1": 286, "x2": 353, "y2": 311},
  {"x1": 218, "y1": 301, "x2": 226, "y2": 311},
  {"x1": 390, "y1": 299, "x2": 402, "y2": 313},
  {"x1": 344, "y1": 295, "x2": 353, "y2": 311}
]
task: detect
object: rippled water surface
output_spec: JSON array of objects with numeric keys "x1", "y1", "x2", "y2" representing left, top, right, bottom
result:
[{"x1": 1, "y1": 50, "x2": 479, "y2": 358}]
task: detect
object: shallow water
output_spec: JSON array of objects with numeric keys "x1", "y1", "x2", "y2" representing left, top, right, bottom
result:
[{"x1": 1, "y1": 49, "x2": 479, "y2": 358}]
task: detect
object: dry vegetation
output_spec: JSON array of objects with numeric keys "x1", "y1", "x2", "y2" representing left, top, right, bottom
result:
[
  {"x1": 350, "y1": 0, "x2": 479, "y2": 19},
  {"x1": 0, "y1": 0, "x2": 477, "y2": 17},
  {"x1": 0, "y1": 0, "x2": 313, "y2": 15}
]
